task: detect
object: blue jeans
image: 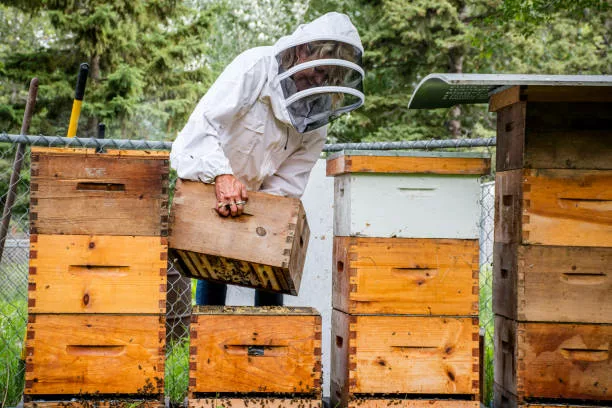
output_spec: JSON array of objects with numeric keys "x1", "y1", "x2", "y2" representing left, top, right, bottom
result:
[{"x1": 195, "y1": 280, "x2": 283, "y2": 306}]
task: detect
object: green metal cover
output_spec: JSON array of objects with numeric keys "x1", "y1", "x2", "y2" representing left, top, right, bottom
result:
[{"x1": 408, "y1": 73, "x2": 612, "y2": 109}]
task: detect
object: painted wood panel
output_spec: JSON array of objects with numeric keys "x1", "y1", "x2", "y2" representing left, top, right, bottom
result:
[
  {"x1": 29, "y1": 147, "x2": 169, "y2": 236},
  {"x1": 333, "y1": 237, "x2": 479, "y2": 315},
  {"x1": 334, "y1": 174, "x2": 481, "y2": 238},
  {"x1": 28, "y1": 234, "x2": 167, "y2": 314}
]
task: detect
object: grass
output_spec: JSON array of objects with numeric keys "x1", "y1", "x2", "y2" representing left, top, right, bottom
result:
[
  {"x1": 0, "y1": 297, "x2": 27, "y2": 407},
  {"x1": 165, "y1": 337, "x2": 190, "y2": 405},
  {"x1": 479, "y1": 264, "x2": 494, "y2": 407}
]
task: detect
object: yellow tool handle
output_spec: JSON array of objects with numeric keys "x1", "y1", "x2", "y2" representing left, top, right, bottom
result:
[{"x1": 66, "y1": 63, "x2": 89, "y2": 138}]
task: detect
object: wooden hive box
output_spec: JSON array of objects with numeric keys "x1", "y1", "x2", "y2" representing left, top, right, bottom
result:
[
  {"x1": 493, "y1": 244, "x2": 612, "y2": 323},
  {"x1": 326, "y1": 151, "x2": 490, "y2": 239},
  {"x1": 30, "y1": 147, "x2": 169, "y2": 236},
  {"x1": 28, "y1": 234, "x2": 167, "y2": 314},
  {"x1": 346, "y1": 399, "x2": 480, "y2": 408},
  {"x1": 168, "y1": 179, "x2": 309, "y2": 295},
  {"x1": 333, "y1": 237, "x2": 479, "y2": 315},
  {"x1": 494, "y1": 315, "x2": 612, "y2": 402},
  {"x1": 495, "y1": 168, "x2": 612, "y2": 247},
  {"x1": 24, "y1": 399, "x2": 163, "y2": 408},
  {"x1": 189, "y1": 306, "x2": 321, "y2": 396},
  {"x1": 331, "y1": 310, "x2": 480, "y2": 407},
  {"x1": 188, "y1": 398, "x2": 322, "y2": 408},
  {"x1": 489, "y1": 85, "x2": 612, "y2": 172},
  {"x1": 493, "y1": 383, "x2": 610, "y2": 408},
  {"x1": 24, "y1": 314, "x2": 165, "y2": 397}
]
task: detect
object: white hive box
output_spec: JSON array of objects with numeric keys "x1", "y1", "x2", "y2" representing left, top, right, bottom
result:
[{"x1": 326, "y1": 151, "x2": 491, "y2": 239}]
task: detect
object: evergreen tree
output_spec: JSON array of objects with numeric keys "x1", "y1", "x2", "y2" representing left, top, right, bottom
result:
[{"x1": 0, "y1": 0, "x2": 219, "y2": 140}]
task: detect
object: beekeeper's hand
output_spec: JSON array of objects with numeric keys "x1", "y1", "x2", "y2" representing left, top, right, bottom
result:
[{"x1": 214, "y1": 174, "x2": 248, "y2": 217}]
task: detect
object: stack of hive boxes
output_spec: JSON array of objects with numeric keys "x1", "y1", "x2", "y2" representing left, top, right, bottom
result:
[
  {"x1": 187, "y1": 306, "x2": 322, "y2": 408},
  {"x1": 169, "y1": 181, "x2": 323, "y2": 408},
  {"x1": 24, "y1": 147, "x2": 169, "y2": 407},
  {"x1": 491, "y1": 86, "x2": 612, "y2": 407},
  {"x1": 328, "y1": 151, "x2": 490, "y2": 408}
]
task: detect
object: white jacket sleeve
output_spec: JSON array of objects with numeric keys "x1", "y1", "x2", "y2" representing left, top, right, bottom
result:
[
  {"x1": 170, "y1": 51, "x2": 267, "y2": 183},
  {"x1": 259, "y1": 129, "x2": 327, "y2": 198}
]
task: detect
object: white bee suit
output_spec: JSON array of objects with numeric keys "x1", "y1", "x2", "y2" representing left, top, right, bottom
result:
[{"x1": 170, "y1": 12, "x2": 365, "y2": 198}]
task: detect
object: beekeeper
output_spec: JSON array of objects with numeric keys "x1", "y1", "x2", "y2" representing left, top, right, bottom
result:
[{"x1": 170, "y1": 11, "x2": 365, "y2": 306}]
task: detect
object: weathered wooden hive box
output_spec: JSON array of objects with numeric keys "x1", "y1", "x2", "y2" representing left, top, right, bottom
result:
[
  {"x1": 169, "y1": 179, "x2": 309, "y2": 295},
  {"x1": 189, "y1": 306, "x2": 321, "y2": 396},
  {"x1": 30, "y1": 147, "x2": 170, "y2": 236},
  {"x1": 491, "y1": 85, "x2": 612, "y2": 407},
  {"x1": 495, "y1": 316, "x2": 612, "y2": 401},
  {"x1": 26, "y1": 147, "x2": 169, "y2": 403}
]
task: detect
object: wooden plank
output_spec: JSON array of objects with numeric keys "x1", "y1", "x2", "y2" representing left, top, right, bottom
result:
[
  {"x1": 331, "y1": 308, "x2": 350, "y2": 408},
  {"x1": 494, "y1": 170, "x2": 524, "y2": 245},
  {"x1": 522, "y1": 169, "x2": 612, "y2": 247},
  {"x1": 333, "y1": 237, "x2": 479, "y2": 315},
  {"x1": 334, "y1": 173, "x2": 482, "y2": 239},
  {"x1": 490, "y1": 86, "x2": 612, "y2": 111},
  {"x1": 168, "y1": 179, "x2": 308, "y2": 295},
  {"x1": 522, "y1": 86, "x2": 612, "y2": 103},
  {"x1": 24, "y1": 399, "x2": 162, "y2": 408},
  {"x1": 494, "y1": 315, "x2": 612, "y2": 401},
  {"x1": 30, "y1": 148, "x2": 169, "y2": 236},
  {"x1": 326, "y1": 155, "x2": 491, "y2": 177},
  {"x1": 31, "y1": 147, "x2": 170, "y2": 158},
  {"x1": 494, "y1": 383, "x2": 611, "y2": 408},
  {"x1": 348, "y1": 400, "x2": 479, "y2": 408},
  {"x1": 190, "y1": 306, "x2": 321, "y2": 394},
  {"x1": 29, "y1": 235, "x2": 167, "y2": 314},
  {"x1": 331, "y1": 310, "x2": 479, "y2": 399},
  {"x1": 489, "y1": 86, "x2": 521, "y2": 112},
  {"x1": 25, "y1": 314, "x2": 165, "y2": 395},
  {"x1": 494, "y1": 244, "x2": 612, "y2": 323},
  {"x1": 188, "y1": 398, "x2": 322, "y2": 408},
  {"x1": 495, "y1": 102, "x2": 527, "y2": 172}
]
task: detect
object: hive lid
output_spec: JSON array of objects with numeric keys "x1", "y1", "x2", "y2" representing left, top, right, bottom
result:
[{"x1": 408, "y1": 73, "x2": 612, "y2": 109}]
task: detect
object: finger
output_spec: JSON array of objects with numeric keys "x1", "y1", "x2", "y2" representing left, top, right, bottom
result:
[
  {"x1": 216, "y1": 202, "x2": 230, "y2": 217},
  {"x1": 229, "y1": 202, "x2": 239, "y2": 217},
  {"x1": 235, "y1": 202, "x2": 244, "y2": 216}
]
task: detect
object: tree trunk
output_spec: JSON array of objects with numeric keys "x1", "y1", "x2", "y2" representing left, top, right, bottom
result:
[
  {"x1": 447, "y1": 47, "x2": 464, "y2": 138},
  {"x1": 86, "y1": 54, "x2": 101, "y2": 138},
  {"x1": 447, "y1": 2, "x2": 467, "y2": 138}
]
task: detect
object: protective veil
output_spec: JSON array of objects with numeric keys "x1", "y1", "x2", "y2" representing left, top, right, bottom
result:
[{"x1": 170, "y1": 12, "x2": 364, "y2": 197}]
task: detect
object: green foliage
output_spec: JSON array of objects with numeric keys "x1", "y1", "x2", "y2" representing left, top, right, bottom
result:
[
  {"x1": 0, "y1": 0, "x2": 219, "y2": 140},
  {"x1": 0, "y1": 298, "x2": 27, "y2": 407},
  {"x1": 165, "y1": 337, "x2": 190, "y2": 404}
]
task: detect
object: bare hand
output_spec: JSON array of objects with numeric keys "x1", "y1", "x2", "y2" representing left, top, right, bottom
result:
[{"x1": 214, "y1": 174, "x2": 248, "y2": 217}]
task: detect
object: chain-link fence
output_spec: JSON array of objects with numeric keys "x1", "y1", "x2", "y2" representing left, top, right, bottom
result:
[{"x1": 0, "y1": 134, "x2": 496, "y2": 407}]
